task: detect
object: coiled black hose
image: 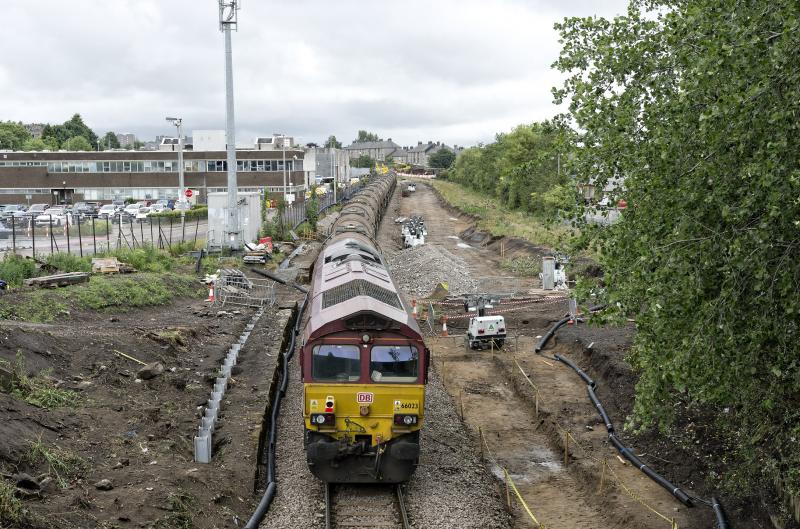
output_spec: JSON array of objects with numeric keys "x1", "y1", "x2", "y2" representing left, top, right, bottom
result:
[{"x1": 534, "y1": 307, "x2": 728, "y2": 526}]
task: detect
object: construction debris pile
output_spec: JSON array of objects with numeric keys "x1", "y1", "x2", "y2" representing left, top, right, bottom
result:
[
  {"x1": 396, "y1": 215, "x2": 427, "y2": 249},
  {"x1": 386, "y1": 244, "x2": 478, "y2": 297}
]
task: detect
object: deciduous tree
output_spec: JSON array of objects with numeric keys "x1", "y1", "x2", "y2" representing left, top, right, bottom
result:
[{"x1": 555, "y1": 0, "x2": 800, "y2": 504}]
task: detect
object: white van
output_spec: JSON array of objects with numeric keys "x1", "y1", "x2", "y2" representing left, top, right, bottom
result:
[{"x1": 466, "y1": 316, "x2": 506, "y2": 350}]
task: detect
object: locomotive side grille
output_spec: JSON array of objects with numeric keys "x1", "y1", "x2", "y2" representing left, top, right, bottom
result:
[{"x1": 322, "y1": 279, "x2": 402, "y2": 310}]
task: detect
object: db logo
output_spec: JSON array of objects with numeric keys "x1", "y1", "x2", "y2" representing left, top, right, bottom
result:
[{"x1": 357, "y1": 392, "x2": 374, "y2": 404}]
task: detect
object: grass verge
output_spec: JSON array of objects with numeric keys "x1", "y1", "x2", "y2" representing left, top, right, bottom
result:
[
  {"x1": 26, "y1": 437, "x2": 86, "y2": 489},
  {"x1": 0, "y1": 273, "x2": 201, "y2": 323},
  {"x1": 425, "y1": 179, "x2": 576, "y2": 248},
  {"x1": 2, "y1": 352, "x2": 80, "y2": 409},
  {"x1": 0, "y1": 478, "x2": 22, "y2": 526},
  {"x1": 152, "y1": 491, "x2": 194, "y2": 529}
]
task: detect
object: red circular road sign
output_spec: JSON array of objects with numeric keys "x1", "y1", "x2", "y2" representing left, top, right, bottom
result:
[{"x1": 184, "y1": 189, "x2": 193, "y2": 198}]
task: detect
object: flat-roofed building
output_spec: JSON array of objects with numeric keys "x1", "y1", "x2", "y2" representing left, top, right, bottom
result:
[{"x1": 0, "y1": 147, "x2": 306, "y2": 205}]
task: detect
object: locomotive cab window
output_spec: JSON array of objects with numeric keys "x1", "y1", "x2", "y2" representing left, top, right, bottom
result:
[
  {"x1": 370, "y1": 346, "x2": 418, "y2": 383},
  {"x1": 312, "y1": 345, "x2": 361, "y2": 382}
]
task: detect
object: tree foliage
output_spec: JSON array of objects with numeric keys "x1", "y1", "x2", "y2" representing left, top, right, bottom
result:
[
  {"x1": 428, "y1": 147, "x2": 456, "y2": 169},
  {"x1": 352, "y1": 154, "x2": 374, "y2": 168},
  {"x1": 102, "y1": 131, "x2": 121, "y2": 150},
  {"x1": 306, "y1": 185, "x2": 320, "y2": 230},
  {"x1": 353, "y1": 130, "x2": 381, "y2": 143},
  {"x1": 42, "y1": 114, "x2": 98, "y2": 149},
  {"x1": 555, "y1": 0, "x2": 800, "y2": 501},
  {"x1": 324, "y1": 135, "x2": 342, "y2": 149},
  {"x1": 62, "y1": 136, "x2": 93, "y2": 151},
  {"x1": 0, "y1": 121, "x2": 32, "y2": 150},
  {"x1": 451, "y1": 120, "x2": 574, "y2": 219}
]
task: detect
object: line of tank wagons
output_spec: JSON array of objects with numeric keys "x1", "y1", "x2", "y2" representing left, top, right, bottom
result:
[{"x1": 301, "y1": 172, "x2": 429, "y2": 484}]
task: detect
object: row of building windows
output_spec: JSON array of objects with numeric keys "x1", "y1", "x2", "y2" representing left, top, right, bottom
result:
[
  {"x1": 0, "y1": 159, "x2": 301, "y2": 173},
  {"x1": 0, "y1": 184, "x2": 307, "y2": 201}
]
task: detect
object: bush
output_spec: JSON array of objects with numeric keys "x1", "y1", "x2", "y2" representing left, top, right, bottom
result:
[
  {"x1": 150, "y1": 206, "x2": 208, "y2": 221},
  {"x1": 0, "y1": 254, "x2": 37, "y2": 287},
  {"x1": 45, "y1": 253, "x2": 92, "y2": 273},
  {"x1": 73, "y1": 273, "x2": 197, "y2": 310}
]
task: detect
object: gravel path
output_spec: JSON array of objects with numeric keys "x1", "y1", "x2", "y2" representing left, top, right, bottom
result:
[{"x1": 407, "y1": 367, "x2": 512, "y2": 528}]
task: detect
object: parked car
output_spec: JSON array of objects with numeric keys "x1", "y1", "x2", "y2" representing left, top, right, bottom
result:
[
  {"x1": 13, "y1": 204, "x2": 48, "y2": 223},
  {"x1": 0, "y1": 204, "x2": 26, "y2": 220},
  {"x1": 97, "y1": 204, "x2": 121, "y2": 220},
  {"x1": 135, "y1": 206, "x2": 151, "y2": 222},
  {"x1": 35, "y1": 207, "x2": 71, "y2": 227},
  {"x1": 149, "y1": 203, "x2": 167, "y2": 214},
  {"x1": 73, "y1": 201, "x2": 100, "y2": 217},
  {"x1": 123, "y1": 203, "x2": 143, "y2": 217},
  {"x1": 0, "y1": 220, "x2": 12, "y2": 239}
]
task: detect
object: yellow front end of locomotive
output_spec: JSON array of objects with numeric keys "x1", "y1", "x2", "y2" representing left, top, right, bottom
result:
[{"x1": 304, "y1": 383, "x2": 424, "y2": 445}]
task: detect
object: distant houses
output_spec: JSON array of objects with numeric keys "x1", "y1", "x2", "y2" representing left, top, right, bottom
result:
[{"x1": 344, "y1": 139, "x2": 461, "y2": 168}]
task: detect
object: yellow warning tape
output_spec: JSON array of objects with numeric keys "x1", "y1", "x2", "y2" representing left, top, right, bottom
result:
[
  {"x1": 603, "y1": 460, "x2": 678, "y2": 528},
  {"x1": 479, "y1": 429, "x2": 545, "y2": 528},
  {"x1": 511, "y1": 354, "x2": 678, "y2": 529},
  {"x1": 504, "y1": 468, "x2": 544, "y2": 528}
]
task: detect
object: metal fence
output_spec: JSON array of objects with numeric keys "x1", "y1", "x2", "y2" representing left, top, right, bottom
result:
[
  {"x1": 281, "y1": 183, "x2": 365, "y2": 230},
  {"x1": 215, "y1": 268, "x2": 276, "y2": 308},
  {"x1": 0, "y1": 213, "x2": 206, "y2": 257}
]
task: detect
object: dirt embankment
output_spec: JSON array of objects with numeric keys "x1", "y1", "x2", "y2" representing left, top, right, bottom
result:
[
  {"x1": 420, "y1": 179, "x2": 778, "y2": 528},
  {"x1": 0, "y1": 281, "x2": 298, "y2": 529}
]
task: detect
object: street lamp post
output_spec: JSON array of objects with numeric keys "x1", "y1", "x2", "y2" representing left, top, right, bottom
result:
[
  {"x1": 219, "y1": 0, "x2": 241, "y2": 249},
  {"x1": 166, "y1": 117, "x2": 186, "y2": 231},
  {"x1": 282, "y1": 137, "x2": 287, "y2": 202}
]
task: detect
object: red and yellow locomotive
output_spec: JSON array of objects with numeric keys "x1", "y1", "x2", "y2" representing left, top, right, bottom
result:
[{"x1": 300, "y1": 175, "x2": 428, "y2": 483}]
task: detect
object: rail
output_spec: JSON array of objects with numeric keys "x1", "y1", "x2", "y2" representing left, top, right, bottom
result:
[{"x1": 325, "y1": 483, "x2": 411, "y2": 529}]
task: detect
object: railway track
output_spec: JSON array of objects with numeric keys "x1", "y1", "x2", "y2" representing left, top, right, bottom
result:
[{"x1": 325, "y1": 483, "x2": 411, "y2": 529}]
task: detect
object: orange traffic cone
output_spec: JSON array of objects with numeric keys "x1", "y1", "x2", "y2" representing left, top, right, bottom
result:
[
  {"x1": 441, "y1": 316, "x2": 449, "y2": 337},
  {"x1": 206, "y1": 283, "x2": 216, "y2": 303},
  {"x1": 412, "y1": 299, "x2": 418, "y2": 319}
]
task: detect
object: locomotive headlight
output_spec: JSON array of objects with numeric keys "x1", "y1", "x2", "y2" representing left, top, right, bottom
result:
[
  {"x1": 315, "y1": 415, "x2": 327, "y2": 424},
  {"x1": 362, "y1": 334, "x2": 371, "y2": 343},
  {"x1": 403, "y1": 415, "x2": 415, "y2": 425}
]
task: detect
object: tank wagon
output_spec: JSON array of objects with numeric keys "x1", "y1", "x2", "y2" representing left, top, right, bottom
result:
[{"x1": 300, "y1": 173, "x2": 429, "y2": 483}]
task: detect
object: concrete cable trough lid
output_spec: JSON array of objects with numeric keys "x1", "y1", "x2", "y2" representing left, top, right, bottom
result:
[{"x1": 194, "y1": 306, "x2": 266, "y2": 463}]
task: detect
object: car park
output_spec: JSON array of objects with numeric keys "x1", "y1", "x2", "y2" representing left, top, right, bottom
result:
[
  {"x1": 123, "y1": 203, "x2": 143, "y2": 217},
  {"x1": 35, "y1": 207, "x2": 71, "y2": 227},
  {"x1": 97, "y1": 204, "x2": 119, "y2": 220},
  {"x1": 135, "y1": 206, "x2": 152, "y2": 222},
  {"x1": 73, "y1": 201, "x2": 100, "y2": 217},
  {"x1": 0, "y1": 205, "x2": 26, "y2": 221},
  {"x1": 0, "y1": 220, "x2": 12, "y2": 239}
]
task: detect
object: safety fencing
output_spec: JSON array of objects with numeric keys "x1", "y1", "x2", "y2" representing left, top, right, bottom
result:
[
  {"x1": 214, "y1": 269, "x2": 276, "y2": 308},
  {"x1": 281, "y1": 183, "x2": 366, "y2": 230},
  {"x1": 0, "y1": 213, "x2": 205, "y2": 257}
]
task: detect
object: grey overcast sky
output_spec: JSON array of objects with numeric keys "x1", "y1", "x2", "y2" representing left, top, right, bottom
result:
[{"x1": 0, "y1": 0, "x2": 628, "y2": 147}]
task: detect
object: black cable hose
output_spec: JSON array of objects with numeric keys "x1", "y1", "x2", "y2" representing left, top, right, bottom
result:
[
  {"x1": 534, "y1": 316, "x2": 570, "y2": 352},
  {"x1": 534, "y1": 307, "x2": 728, "y2": 527},
  {"x1": 244, "y1": 292, "x2": 307, "y2": 529},
  {"x1": 587, "y1": 385, "x2": 614, "y2": 433},
  {"x1": 553, "y1": 353, "x2": 596, "y2": 389}
]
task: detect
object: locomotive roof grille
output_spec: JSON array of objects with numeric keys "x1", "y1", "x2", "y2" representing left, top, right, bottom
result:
[{"x1": 322, "y1": 279, "x2": 402, "y2": 310}]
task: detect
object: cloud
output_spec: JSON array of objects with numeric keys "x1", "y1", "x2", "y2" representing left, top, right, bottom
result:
[{"x1": 0, "y1": 0, "x2": 628, "y2": 146}]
